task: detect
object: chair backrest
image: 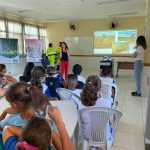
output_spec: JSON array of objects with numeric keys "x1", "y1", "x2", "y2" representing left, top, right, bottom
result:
[
  {"x1": 19, "y1": 76, "x2": 30, "y2": 82},
  {"x1": 45, "y1": 77, "x2": 60, "y2": 98},
  {"x1": 78, "y1": 107, "x2": 122, "y2": 148},
  {"x1": 71, "y1": 93, "x2": 82, "y2": 109},
  {"x1": 101, "y1": 81, "x2": 117, "y2": 100},
  {"x1": 56, "y1": 88, "x2": 74, "y2": 100},
  {"x1": 76, "y1": 81, "x2": 84, "y2": 89}
]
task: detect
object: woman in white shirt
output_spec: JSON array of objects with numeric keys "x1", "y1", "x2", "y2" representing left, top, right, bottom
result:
[{"x1": 132, "y1": 36, "x2": 147, "y2": 96}]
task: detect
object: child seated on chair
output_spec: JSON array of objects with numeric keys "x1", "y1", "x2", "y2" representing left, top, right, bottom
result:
[
  {"x1": 100, "y1": 68, "x2": 114, "y2": 83},
  {"x1": 72, "y1": 64, "x2": 86, "y2": 84},
  {"x1": 80, "y1": 75, "x2": 113, "y2": 147},
  {"x1": 30, "y1": 66, "x2": 51, "y2": 97},
  {"x1": 0, "y1": 82, "x2": 72, "y2": 150},
  {"x1": 100, "y1": 68, "x2": 117, "y2": 107},
  {"x1": 41, "y1": 53, "x2": 50, "y2": 69},
  {"x1": 47, "y1": 66, "x2": 67, "y2": 88},
  {"x1": 2, "y1": 107, "x2": 74, "y2": 150},
  {"x1": 67, "y1": 74, "x2": 83, "y2": 109},
  {"x1": 67, "y1": 74, "x2": 82, "y2": 97}
]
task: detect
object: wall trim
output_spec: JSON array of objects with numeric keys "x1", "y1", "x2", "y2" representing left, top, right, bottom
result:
[
  {"x1": 70, "y1": 54, "x2": 131, "y2": 57},
  {"x1": 144, "y1": 63, "x2": 150, "y2": 66}
]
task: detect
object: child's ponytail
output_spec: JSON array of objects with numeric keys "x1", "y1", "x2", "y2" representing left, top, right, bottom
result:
[
  {"x1": 81, "y1": 75, "x2": 101, "y2": 106},
  {"x1": 5, "y1": 82, "x2": 49, "y2": 112}
]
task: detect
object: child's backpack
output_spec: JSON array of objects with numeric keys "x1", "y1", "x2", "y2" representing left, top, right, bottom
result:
[{"x1": 45, "y1": 77, "x2": 60, "y2": 98}]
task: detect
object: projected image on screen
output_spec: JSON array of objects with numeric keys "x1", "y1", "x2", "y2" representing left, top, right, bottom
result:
[{"x1": 94, "y1": 29, "x2": 137, "y2": 55}]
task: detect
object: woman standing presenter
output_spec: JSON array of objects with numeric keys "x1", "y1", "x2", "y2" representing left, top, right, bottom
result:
[
  {"x1": 131, "y1": 35, "x2": 147, "y2": 96},
  {"x1": 60, "y1": 42, "x2": 69, "y2": 80}
]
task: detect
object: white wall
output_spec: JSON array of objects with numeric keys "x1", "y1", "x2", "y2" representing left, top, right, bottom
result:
[
  {"x1": 5, "y1": 58, "x2": 41, "y2": 76},
  {"x1": 69, "y1": 56, "x2": 134, "y2": 75},
  {"x1": 5, "y1": 56, "x2": 134, "y2": 77}
]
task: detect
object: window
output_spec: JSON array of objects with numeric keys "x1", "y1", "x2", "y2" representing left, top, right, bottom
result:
[
  {"x1": 0, "y1": 18, "x2": 46, "y2": 55},
  {"x1": 0, "y1": 19, "x2": 6, "y2": 38},
  {"x1": 24, "y1": 25, "x2": 39, "y2": 39},
  {"x1": 39, "y1": 27, "x2": 46, "y2": 39},
  {"x1": 8, "y1": 20, "x2": 23, "y2": 55}
]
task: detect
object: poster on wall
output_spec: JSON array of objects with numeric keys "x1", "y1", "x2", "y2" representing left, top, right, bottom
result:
[
  {"x1": 0, "y1": 38, "x2": 19, "y2": 63},
  {"x1": 25, "y1": 39, "x2": 44, "y2": 62}
]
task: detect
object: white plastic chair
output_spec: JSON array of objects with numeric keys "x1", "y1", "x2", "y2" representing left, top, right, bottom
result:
[
  {"x1": 101, "y1": 81, "x2": 118, "y2": 108},
  {"x1": 56, "y1": 88, "x2": 83, "y2": 109},
  {"x1": 56, "y1": 88, "x2": 74, "y2": 100},
  {"x1": 78, "y1": 107, "x2": 122, "y2": 150},
  {"x1": 101, "y1": 81, "x2": 117, "y2": 99}
]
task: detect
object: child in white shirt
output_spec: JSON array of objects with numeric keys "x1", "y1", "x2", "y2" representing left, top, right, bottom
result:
[{"x1": 80, "y1": 75, "x2": 113, "y2": 148}]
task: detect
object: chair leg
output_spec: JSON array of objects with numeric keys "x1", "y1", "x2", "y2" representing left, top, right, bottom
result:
[{"x1": 82, "y1": 140, "x2": 88, "y2": 150}]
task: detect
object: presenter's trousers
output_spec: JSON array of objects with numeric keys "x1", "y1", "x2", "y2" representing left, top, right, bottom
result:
[
  {"x1": 60, "y1": 60, "x2": 69, "y2": 80},
  {"x1": 134, "y1": 60, "x2": 143, "y2": 94}
]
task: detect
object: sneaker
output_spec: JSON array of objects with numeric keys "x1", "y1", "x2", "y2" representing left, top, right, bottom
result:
[{"x1": 131, "y1": 91, "x2": 141, "y2": 96}]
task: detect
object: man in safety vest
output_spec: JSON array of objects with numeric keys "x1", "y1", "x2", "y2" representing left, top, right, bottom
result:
[{"x1": 46, "y1": 43, "x2": 56, "y2": 66}]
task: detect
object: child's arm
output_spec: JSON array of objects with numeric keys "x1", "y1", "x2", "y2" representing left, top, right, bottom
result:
[
  {"x1": 0, "y1": 87, "x2": 6, "y2": 97},
  {"x1": 48, "y1": 106, "x2": 74, "y2": 150},
  {"x1": 0, "y1": 107, "x2": 16, "y2": 121},
  {"x1": 2, "y1": 126, "x2": 21, "y2": 143},
  {"x1": 5, "y1": 75, "x2": 17, "y2": 83}
]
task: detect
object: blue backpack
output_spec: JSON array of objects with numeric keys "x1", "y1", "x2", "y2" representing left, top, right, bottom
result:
[{"x1": 45, "y1": 77, "x2": 60, "y2": 98}]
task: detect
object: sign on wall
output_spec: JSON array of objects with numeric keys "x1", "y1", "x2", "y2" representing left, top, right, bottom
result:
[
  {"x1": 25, "y1": 39, "x2": 44, "y2": 62},
  {"x1": 0, "y1": 38, "x2": 19, "y2": 63}
]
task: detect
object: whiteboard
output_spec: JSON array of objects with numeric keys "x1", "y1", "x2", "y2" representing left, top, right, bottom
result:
[{"x1": 65, "y1": 37, "x2": 93, "y2": 55}]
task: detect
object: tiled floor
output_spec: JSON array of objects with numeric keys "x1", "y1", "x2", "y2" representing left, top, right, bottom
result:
[
  {"x1": 0, "y1": 67, "x2": 149, "y2": 150},
  {"x1": 81, "y1": 67, "x2": 149, "y2": 150}
]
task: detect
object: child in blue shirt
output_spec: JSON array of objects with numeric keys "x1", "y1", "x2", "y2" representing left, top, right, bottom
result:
[{"x1": 41, "y1": 53, "x2": 50, "y2": 68}]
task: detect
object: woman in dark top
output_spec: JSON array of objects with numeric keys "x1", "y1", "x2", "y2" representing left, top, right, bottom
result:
[{"x1": 60, "y1": 42, "x2": 69, "y2": 80}]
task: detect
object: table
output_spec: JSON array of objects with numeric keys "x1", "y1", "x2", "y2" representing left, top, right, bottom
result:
[
  {"x1": 47, "y1": 100, "x2": 78, "y2": 138},
  {"x1": 116, "y1": 61, "x2": 134, "y2": 77}
]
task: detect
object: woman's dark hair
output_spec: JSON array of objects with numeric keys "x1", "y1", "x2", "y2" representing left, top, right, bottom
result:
[
  {"x1": 81, "y1": 75, "x2": 101, "y2": 106},
  {"x1": 16, "y1": 116, "x2": 51, "y2": 150},
  {"x1": 59, "y1": 42, "x2": 62, "y2": 47},
  {"x1": 49, "y1": 43, "x2": 53, "y2": 48},
  {"x1": 136, "y1": 35, "x2": 147, "y2": 49},
  {"x1": 62, "y1": 42, "x2": 68, "y2": 49},
  {"x1": 0, "y1": 64, "x2": 6, "y2": 73},
  {"x1": 5, "y1": 81, "x2": 49, "y2": 112},
  {"x1": 72, "y1": 64, "x2": 82, "y2": 75},
  {"x1": 30, "y1": 66, "x2": 45, "y2": 91},
  {"x1": 23, "y1": 62, "x2": 35, "y2": 78}
]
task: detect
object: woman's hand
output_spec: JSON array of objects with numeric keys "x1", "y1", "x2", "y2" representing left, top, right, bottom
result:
[{"x1": 132, "y1": 52, "x2": 137, "y2": 58}]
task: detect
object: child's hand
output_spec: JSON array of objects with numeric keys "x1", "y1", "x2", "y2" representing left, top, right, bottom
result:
[
  {"x1": 4, "y1": 107, "x2": 16, "y2": 114},
  {"x1": 2, "y1": 77, "x2": 7, "y2": 84},
  {"x1": 47, "y1": 106, "x2": 63, "y2": 123}
]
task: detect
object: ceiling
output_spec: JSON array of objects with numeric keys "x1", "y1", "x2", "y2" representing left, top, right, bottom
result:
[{"x1": 0, "y1": 0, "x2": 147, "y2": 22}]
